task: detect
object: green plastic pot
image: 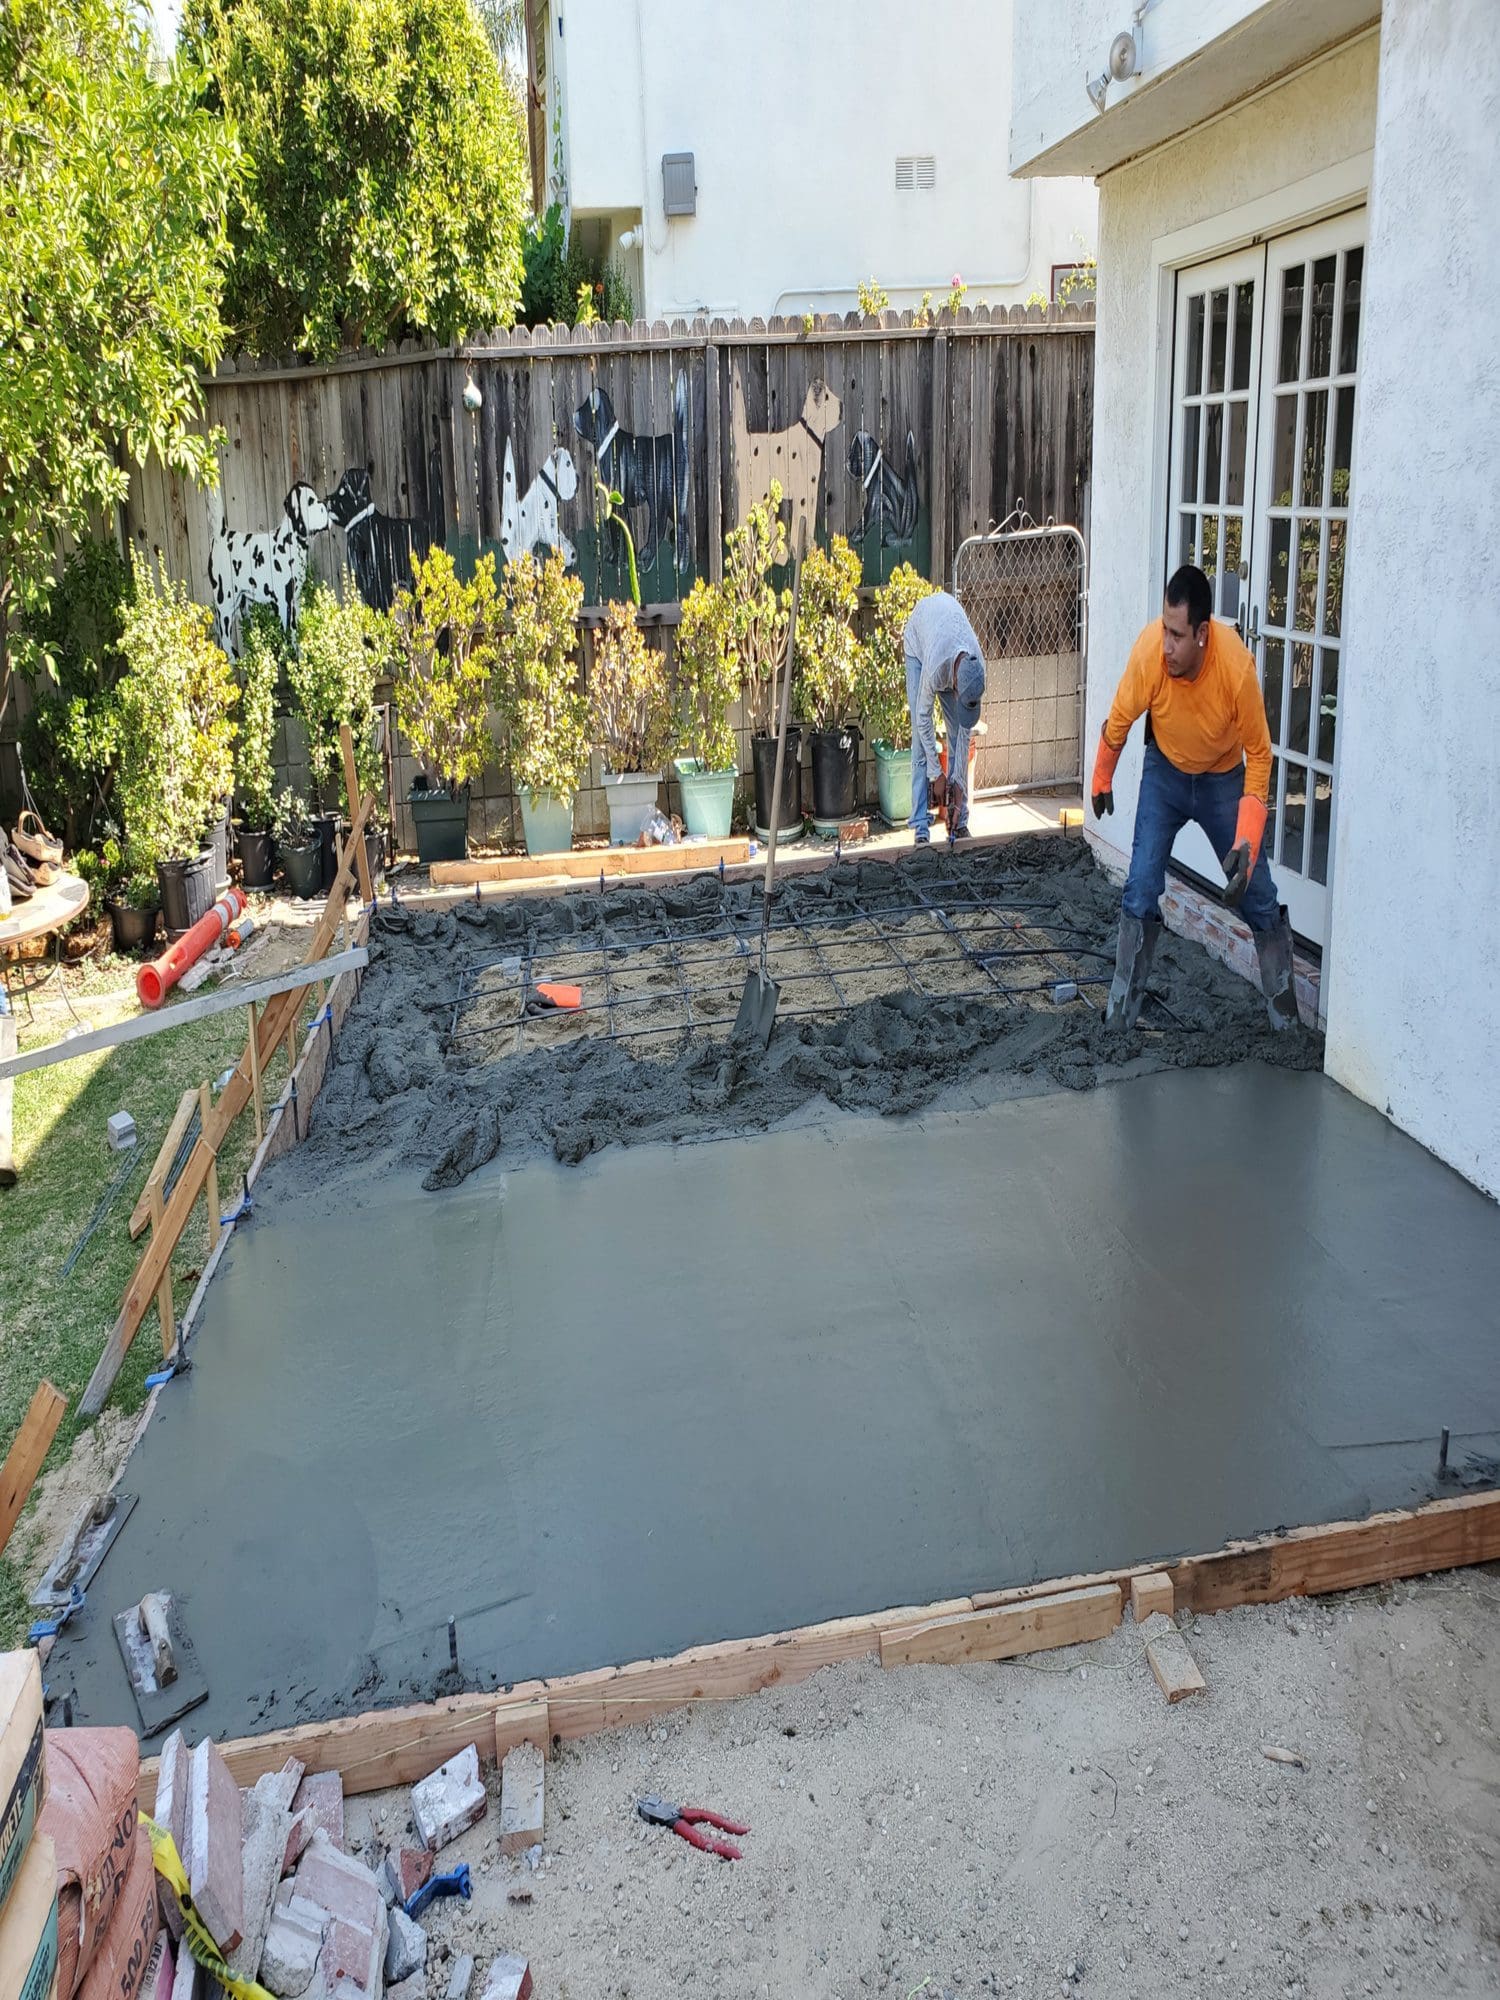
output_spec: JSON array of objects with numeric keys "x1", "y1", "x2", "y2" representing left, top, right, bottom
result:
[
  {"x1": 518, "y1": 790, "x2": 575, "y2": 856},
  {"x1": 674, "y1": 759, "x2": 737, "y2": 840},
  {"x1": 874, "y1": 739, "x2": 914, "y2": 827}
]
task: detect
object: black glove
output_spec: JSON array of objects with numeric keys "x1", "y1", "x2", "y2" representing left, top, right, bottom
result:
[
  {"x1": 1092, "y1": 786, "x2": 1114, "y2": 819},
  {"x1": 1221, "y1": 841, "x2": 1251, "y2": 907}
]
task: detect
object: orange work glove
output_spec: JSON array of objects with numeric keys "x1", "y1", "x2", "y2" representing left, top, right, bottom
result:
[
  {"x1": 1222, "y1": 793, "x2": 1268, "y2": 905},
  {"x1": 1090, "y1": 733, "x2": 1122, "y2": 819}
]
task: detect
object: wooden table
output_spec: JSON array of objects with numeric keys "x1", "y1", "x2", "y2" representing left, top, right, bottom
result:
[{"x1": 1, "y1": 871, "x2": 89, "y2": 1184}]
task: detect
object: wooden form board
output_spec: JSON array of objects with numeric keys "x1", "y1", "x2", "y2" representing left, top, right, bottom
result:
[
  {"x1": 429, "y1": 839, "x2": 752, "y2": 888},
  {"x1": 0, "y1": 1380, "x2": 66, "y2": 1555},
  {"x1": 134, "y1": 1489, "x2": 1500, "y2": 1811},
  {"x1": 878, "y1": 1583, "x2": 1122, "y2": 1668}
]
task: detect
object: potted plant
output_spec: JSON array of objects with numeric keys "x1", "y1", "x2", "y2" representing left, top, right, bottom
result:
[
  {"x1": 672, "y1": 578, "x2": 741, "y2": 838},
  {"x1": 234, "y1": 608, "x2": 281, "y2": 888},
  {"x1": 115, "y1": 560, "x2": 238, "y2": 938},
  {"x1": 390, "y1": 548, "x2": 497, "y2": 863},
  {"x1": 273, "y1": 788, "x2": 322, "y2": 899},
  {"x1": 85, "y1": 834, "x2": 160, "y2": 952},
  {"x1": 722, "y1": 486, "x2": 798, "y2": 841},
  {"x1": 794, "y1": 534, "x2": 864, "y2": 829},
  {"x1": 291, "y1": 577, "x2": 392, "y2": 889},
  {"x1": 498, "y1": 550, "x2": 589, "y2": 857},
  {"x1": 589, "y1": 602, "x2": 672, "y2": 844},
  {"x1": 859, "y1": 564, "x2": 935, "y2": 827}
]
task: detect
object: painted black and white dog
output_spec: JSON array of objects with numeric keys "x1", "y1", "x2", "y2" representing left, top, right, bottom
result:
[
  {"x1": 208, "y1": 480, "x2": 331, "y2": 652},
  {"x1": 848, "y1": 429, "x2": 920, "y2": 548},
  {"x1": 572, "y1": 370, "x2": 690, "y2": 571},
  {"x1": 325, "y1": 460, "x2": 443, "y2": 613}
]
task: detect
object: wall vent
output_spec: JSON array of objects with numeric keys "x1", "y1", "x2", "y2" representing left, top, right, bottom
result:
[{"x1": 895, "y1": 154, "x2": 936, "y2": 192}]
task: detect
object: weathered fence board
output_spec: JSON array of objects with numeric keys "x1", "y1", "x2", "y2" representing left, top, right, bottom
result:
[{"x1": 119, "y1": 308, "x2": 1092, "y2": 842}]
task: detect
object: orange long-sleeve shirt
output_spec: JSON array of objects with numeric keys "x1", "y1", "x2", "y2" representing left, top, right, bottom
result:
[{"x1": 1102, "y1": 619, "x2": 1272, "y2": 803}]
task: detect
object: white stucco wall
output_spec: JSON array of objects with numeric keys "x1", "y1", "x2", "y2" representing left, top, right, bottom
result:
[
  {"x1": 1322, "y1": 0, "x2": 1500, "y2": 1196},
  {"x1": 557, "y1": 0, "x2": 1096, "y2": 322},
  {"x1": 1082, "y1": 36, "x2": 1379, "y2": 885}
]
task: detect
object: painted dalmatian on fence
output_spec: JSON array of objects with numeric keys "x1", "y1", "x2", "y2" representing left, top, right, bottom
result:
[
  {"x1": 500, "y1": 441, "x2": 580, "y2": 567},
  {"x1": 208, "y1": 480, "x2": 331, "y2": 652}
]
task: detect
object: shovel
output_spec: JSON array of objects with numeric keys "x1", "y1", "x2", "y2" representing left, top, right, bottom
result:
[{"x1": 733, "y1": 530, "x2": 806, "y2": 1047}]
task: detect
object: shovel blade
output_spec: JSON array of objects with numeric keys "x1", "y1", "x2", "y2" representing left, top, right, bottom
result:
[{"x1": 733, "y1": 966, "x2": 780, "y2": 1048}]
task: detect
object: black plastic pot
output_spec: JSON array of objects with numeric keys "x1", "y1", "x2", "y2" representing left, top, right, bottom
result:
[
  {"x1": 313, "y1": 812, "x2": 341, "y2": 893},
  {"x1": 106, "y1": 900, "x2": 159, "y2": 953},
  {"x1": 236, "y1": 825, "x2": 275, "y2": 890},
  {"x1": 410, "y1": 786, "x2": 470, "y2": 864},
  {"x1": 751, "y1": 728, "x2": 804, "y2": 840},
  {"x1": 809, "y1": 726, "x2": 861, "y2": 824},
  {"x1": 281, "y1": 837, "x2": 322, "y2": 900},
  {"x1": 363, "y1": 825, "x2": 385, "y2": 890},
  {"x1": 156, "y1": 851, "x2": 216, "y2": 940}
]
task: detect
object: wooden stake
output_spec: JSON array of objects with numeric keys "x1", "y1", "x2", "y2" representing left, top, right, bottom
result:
[
  {"x1": 146, "y1": 1175, "x2": 175, "y2": 1359},
  {"x1": 340, "y1": 723, "x2": 375, "y2": 906},
  {"x1": 0, "y1": 1380, "x2": 66, "y2": 1554},
  {"x1": 200, "y1": 1081, "x2": 219, "y2": 1253},
  {"x1": 247, "y1": 1002, "x2": 264, "y2": 1144}
]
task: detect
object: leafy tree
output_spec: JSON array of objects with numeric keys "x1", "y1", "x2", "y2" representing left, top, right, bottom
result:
[
  {"x1": 182, "y1": 0, "x2": 531, "y2": 359},
  {"x1": 497, "y1": 549, "x2": 587, "y2": 802},
  {"x1": 793, "y1": 534, "x2": 862, "y2": 731},
  {"x1": 0, "y1": 0, "x2": 238, "y2": 729},
  {"x1": 390, "y1": 547, "x2": 498, "y2": 798},
  {"x1": 19, "y1": 540, "x2": 133, "y2": 852}
]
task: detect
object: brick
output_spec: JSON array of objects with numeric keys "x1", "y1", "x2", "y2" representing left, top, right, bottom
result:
[
  {"x1": 384, "y1": 1906, "x2": 426, "y2": 1984},
  {"x1": 290, "y1": 1771, "x2": 344, "y2": 1854},
  {"x1": 445, "y1": 1953, "x2": 475, "y2": 2000},
  {"x1": 410, "y1": 1743, "x2": 486, "y2": 1853},
  {"x1": 479, "y1": 1955, "x2": 531, "y2": 2000},
  {"x1": 386, "y1": 1979, "x2": 426, "y2": 2000},
  {"x1": 254, "y1": 1759, "x2": 306, "y2": 1818},
  {"x1": 1130, "y1": 1572, "x2": 1174, "y2": 1622},
  {"x1": 187, "y1": 1737, "x2": 244, "y2": 1954},
  {"x1": 170, "y1": 1925, "x2": 200, "y2": 2000},
  {"x1": 498, "y1": 1744, "x2": 544, "y2": 1857},
  {"x1": 397, "y1": 1847, "x2": 432, "y2": 1903},
  {"x1": 290, "y1": 1833, "x2": 386, "y2": 2000},
  {"x1": 281, "y1": 1807, "x2": 316, "y2": 1878},
  {"x1": 228, "y1": 1786, "x2": 294, "y2": 1982},
  {"x1": 259, "y1": 1901, "x2": 323, "y2": 1999}
]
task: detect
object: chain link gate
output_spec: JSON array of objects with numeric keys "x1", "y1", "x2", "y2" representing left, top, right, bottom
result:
[{"x1": 953, "y1": 507, "x2": 1088, "y2": 796}]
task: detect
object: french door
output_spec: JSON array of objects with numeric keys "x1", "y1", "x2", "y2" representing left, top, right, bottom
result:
[{"x1": 1166, "y1": 212, "x2": 1365, "y2": 944}]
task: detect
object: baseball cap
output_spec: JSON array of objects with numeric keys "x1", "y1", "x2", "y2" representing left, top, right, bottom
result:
[{"x1": 955, "y1": 652, "x2": 985, "y2": 730}]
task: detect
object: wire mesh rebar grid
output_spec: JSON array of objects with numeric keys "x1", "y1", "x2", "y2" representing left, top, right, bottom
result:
[{"x1": 442, "y1": 876, "x2": 1184, "y2": 1057}]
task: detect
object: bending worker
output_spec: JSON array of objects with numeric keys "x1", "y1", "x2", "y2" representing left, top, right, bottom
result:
[
  {"x1": 902, "y1": 590, "x2": 986, "y2": 843},
  {"x1": 1090, "y1": 563, "x2": 1301, "y2": 1031}
]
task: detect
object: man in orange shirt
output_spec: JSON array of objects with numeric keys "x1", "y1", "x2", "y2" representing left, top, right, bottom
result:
[{"x1": 1090, "y1": 564, "x2": 1301, "y2": 1032}]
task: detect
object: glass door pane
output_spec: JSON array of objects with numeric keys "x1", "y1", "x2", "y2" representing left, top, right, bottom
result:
[{"x1": 1246, "y1": 212, "x2": 1365, "y2": 945}]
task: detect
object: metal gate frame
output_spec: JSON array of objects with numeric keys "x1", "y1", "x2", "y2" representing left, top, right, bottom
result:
[{"x1": 953, "y1": 505, "x2": 1088, "y2": 799}]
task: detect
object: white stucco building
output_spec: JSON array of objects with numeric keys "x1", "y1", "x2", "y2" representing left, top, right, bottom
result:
[
  {"x1": 1010, "y1": 0, "x2": 1500, "y2": 1197},
  {"x1": 523, "y1": 0, "x2": 1097, "y2": 323}
]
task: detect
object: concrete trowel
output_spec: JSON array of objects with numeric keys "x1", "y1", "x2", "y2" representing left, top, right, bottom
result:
[{"x1": 733, "y1": 530, "x2": 807, "y2": 1049}]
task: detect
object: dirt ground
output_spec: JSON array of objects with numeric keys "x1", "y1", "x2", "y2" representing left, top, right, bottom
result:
[{"x1": 343, "y1": 1568, "x2": 1500, "y2": 2000}]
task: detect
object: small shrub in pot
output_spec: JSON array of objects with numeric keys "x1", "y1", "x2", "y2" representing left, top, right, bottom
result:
[
  {"x1": 672, "y1": 577, "x2": 741, "y2": 838},
  {"x1": 589, "y1": 601, "x2": 671, "y2": 844},
  {"x1": 794, "y1": 534, "x2": 863, "y2": 823},
  {"x1": 391, "y1": 549, "x2": 499, "y2": 860},
  {"x1": 858, "y1": 563, "x2": 935, "y2": 825},
  {"x1": 234, "y1": 607, "x2": 281, "y2": 884},
  {"x1": 498, "y1": 550, "x2": 588, "y2": 855}
]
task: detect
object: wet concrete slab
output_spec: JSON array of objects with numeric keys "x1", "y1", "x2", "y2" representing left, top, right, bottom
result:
[{"x1": 46, "y1": 1064, "x2": 1500, "y2": 1745}]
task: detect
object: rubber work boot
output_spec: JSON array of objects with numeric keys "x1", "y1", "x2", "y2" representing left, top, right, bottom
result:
[
  {"x1": 1253, "y1": 906, "x2": 1303, "y2": 1031},
  {"x1": 1104, "y1": 914, "x2": 1162, "y2": 1030}
]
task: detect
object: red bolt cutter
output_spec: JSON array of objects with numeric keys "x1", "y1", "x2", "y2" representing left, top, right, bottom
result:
[{"x1": 636, "y1": 1793, "x2": 749, "y2": 1861}]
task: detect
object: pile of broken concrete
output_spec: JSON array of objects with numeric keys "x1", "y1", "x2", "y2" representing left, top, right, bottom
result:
[{"x1": 153, "y1": 1732, "x2": 540, "y2": 2000}]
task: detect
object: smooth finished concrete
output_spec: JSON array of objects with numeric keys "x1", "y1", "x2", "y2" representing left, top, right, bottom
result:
[{"x1": 46, "y1": 1064, "x2": 1500, "y2": 1743}]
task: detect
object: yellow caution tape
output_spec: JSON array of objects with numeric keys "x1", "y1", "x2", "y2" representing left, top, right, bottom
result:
[{"x1": 142, "y1": 1816, "x2": 278, "y2": 2000}]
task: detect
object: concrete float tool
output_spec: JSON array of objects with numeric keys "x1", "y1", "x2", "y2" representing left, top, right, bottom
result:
[
  {"x1": 112, "y1": 1589, "x2": 208, "y2": 1733},
  {"x1": 733, "y1": 525, "x2": 807, "y2": 1048}
]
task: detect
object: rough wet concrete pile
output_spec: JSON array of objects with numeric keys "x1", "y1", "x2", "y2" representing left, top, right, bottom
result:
[{"x1": 310, "y1": 838, "x2": 1321, "y2": 1192}]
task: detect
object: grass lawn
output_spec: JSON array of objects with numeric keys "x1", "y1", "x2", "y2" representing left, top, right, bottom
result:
[{"x1": 0, "y1": 963, "x2": 321, "y2": 1647}]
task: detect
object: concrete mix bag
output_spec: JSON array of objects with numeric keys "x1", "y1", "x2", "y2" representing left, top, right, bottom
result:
[
  {"x1": 37, "y1": 1730, "x2": 140, "y2": 2000},
  {"x1": 75, "y1": 1824, "x2": 157, "y2": 2000},
  {"x1": 1, "y1": 1652, "x2": 47, "y2": 1916},
  {"x1": 0, "y1": 1831, "x2": 59, "y2": 2000}
]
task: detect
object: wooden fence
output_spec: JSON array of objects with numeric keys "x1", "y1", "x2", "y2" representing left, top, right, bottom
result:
[{"x1": 122, "y1": 305, "x2": 1093, "y2": 842}]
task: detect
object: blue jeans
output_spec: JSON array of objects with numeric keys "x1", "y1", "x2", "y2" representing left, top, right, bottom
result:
[
  {"x1": 1123, "y1": 743, "x2": 1281, "y2": 932},
  {"x1": 905, "y1": 656, "x2": 972, "y2": 840}
]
